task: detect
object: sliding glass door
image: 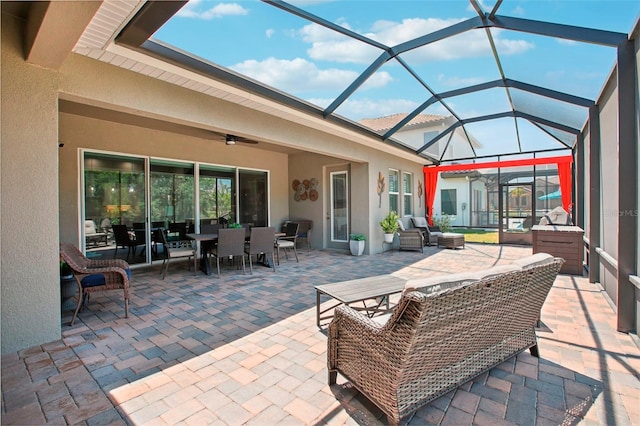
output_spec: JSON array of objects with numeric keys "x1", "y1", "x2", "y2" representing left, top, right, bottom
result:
[
  {"x1": 239, "y1": 170, "x2": 268, "y2": 227},
  {"x1": 198, "y1": 165, "x2": 235, "y2": 228},
  {"x1": 84, "y1": 153, "x2": 146, "y2": 264},
  {"x1": 82, "y1": 151, "x2": 269, "y2": 264}
]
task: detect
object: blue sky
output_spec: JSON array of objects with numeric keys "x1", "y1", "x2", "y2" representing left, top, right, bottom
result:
[{"x1": 153, "y1": 0, "x2": 639, "y2": 159}]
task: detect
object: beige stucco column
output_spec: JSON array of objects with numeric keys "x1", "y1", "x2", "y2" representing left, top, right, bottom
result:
[{"x1": 1, "y1": 13, "x2": 62, "y2": 353}]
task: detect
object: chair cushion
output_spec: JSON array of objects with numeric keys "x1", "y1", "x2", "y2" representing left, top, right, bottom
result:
[
  {"x1": 512, "y1": 253, "x2": 555, "y2": 269},
  {"x1": 81, "y1": 269, "x2": 131, "y2": 288},
  {"x1": 276, "y1": 240, "x2": 295, "y2": 248},
  {"x1": 403, "y1": 272, "x2": 479, "y2": 295},
  {"x1": 412, "y1": 217, "x2": 428, "y2": 227},
  {"x1": 397, "y1": 219, "x2": 406, "y2": 231}
]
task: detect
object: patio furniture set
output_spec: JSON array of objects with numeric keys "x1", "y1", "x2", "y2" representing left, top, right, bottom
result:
[
  {"x1": 396, "y1": 216, "x2": 466, "y2": 251},
  {"x1": 65, "y1": 218, "x2": 562, "y2": 426},
  {"x1": 323, "y1": 252, "x2": 564, "y2": 424}
]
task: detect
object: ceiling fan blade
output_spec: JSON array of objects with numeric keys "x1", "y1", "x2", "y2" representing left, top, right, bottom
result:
[{"x1": 226, "y1": 134, "x2": 258, "y2": 145}]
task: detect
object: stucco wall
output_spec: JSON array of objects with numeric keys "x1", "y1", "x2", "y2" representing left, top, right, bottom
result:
[
  {"x1": 1, "y1": 9, "x2": 427, "y2": 353},
  {"x1": 2, "y1": 14, "x2": 62, "y2": 353}
]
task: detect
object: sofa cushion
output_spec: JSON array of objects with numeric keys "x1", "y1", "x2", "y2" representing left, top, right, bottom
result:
[
  {"x1": 512, "y1": 253, "x2": 555, "y2": 270},
  {"x1": 467, "y1": 264, "x2": 522, "y2": 281},
  {"x1": 397, "y1": 219, "x2": 406, "y2": 231},
  {"x1": 403, "y1": 273, "x2": 479, "y2": 295}
]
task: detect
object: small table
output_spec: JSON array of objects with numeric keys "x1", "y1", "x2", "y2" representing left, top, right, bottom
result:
[
  {"x1": 315, "y1": 275, "x2": 406, "y2": 327},
  {"x1": 438, "y1": 233, "x2": 465, "y2": 249}
]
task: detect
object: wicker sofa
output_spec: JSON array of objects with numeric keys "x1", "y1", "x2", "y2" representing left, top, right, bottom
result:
[{"x1": 327, "y1": 253, "x2": 564, "y2": 424}]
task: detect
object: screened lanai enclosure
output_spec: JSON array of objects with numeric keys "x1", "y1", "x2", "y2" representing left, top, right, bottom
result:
[
  {"x1": 90, "y1": 0, "x2": 638, "y2": 259},
  {"x1": 134, "y1": 0, "x2": 635, "y2": 164}
]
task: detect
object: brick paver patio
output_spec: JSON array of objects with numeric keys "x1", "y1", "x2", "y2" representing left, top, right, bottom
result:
[{"x1": 2, "y1": 243, "x2": 639, "y2": 425}]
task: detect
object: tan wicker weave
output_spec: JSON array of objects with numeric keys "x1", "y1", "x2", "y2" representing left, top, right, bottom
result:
[
  {"x1": 327, "y1": 258, "x2": 564, "y2": 425},
  {"x1": 60, "y1": 243, "x2": 131, "y2": 325}
]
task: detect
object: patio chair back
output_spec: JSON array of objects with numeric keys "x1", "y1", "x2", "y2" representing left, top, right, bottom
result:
[
  {"x1": 246, "y1": 226, "x2": 276, "y2": 273},
  {"x1": 211, "y1": 228, "x2": 246, "y2": 277},
  {"x1": 156, "y1": 228, "x2": 196, "y2": 279}
]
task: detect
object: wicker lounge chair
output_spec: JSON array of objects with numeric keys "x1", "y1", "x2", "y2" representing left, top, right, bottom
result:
[
  {"x1": 60, "y1": 243, "x2": 131, "y2": 325},
  {"x1": 410, "y1": 216, "x2": 442, "y2": 246},
  {"x1": 396, "y1": 219, "x2": 424, "y2": 252},
  {"x1": 328, "y1": 253, "x2": 564, "y2": 425}
]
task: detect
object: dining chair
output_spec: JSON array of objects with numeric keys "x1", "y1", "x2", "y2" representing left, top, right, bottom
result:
[
  {"x1": 210, "y1": 228, "x2": 246, "y2": 278},
  {"x1": 112, "y1": 224, "x2": 145, "y2": 260},
  {"x1": 275, "y1": 222, "x2": 299, "y2": 265},
  {"x1": 245, "y1": 226, "x2": 276, "y2": 273},
  {"x1": 60, "y1": 243, "x2": 131, "y2": 325},
  {"x1": 157, "y1": 228, "x2": 196, "y2": 279}
]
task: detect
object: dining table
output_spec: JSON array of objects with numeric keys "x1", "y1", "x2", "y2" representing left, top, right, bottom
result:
[{"x1": 187, "y1": 230, "x2": 284, "y2": 275}]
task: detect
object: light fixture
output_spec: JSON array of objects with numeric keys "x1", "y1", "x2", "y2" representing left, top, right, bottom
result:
[{"x1": 225, "y1": 135, "x2": 237, "y2": 145}]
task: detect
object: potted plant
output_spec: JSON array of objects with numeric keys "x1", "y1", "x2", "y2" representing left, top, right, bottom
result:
[
  {"x1": 349, "y1": 233, "x2": 366, "y2": 256},
  {"x1": 380, "y1": 211, "x2": 399, "y2": 243}
]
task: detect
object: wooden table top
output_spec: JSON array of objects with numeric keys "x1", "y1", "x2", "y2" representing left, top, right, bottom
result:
[{"x1": 315, "y1": 274, "x2": 406, "y2": 304}]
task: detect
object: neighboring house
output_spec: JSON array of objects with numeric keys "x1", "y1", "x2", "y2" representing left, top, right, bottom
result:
[{"x1": 360, "y1": 113, "x2": 481, "y2": 161}]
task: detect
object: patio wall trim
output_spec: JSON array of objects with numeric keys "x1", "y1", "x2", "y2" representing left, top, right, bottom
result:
[
  {"x1": 630, "y1": 275, "x2": 640, "y2": 290},
  {"x1": 595, "y1": 247, "x2": 618, "y2": 272}
]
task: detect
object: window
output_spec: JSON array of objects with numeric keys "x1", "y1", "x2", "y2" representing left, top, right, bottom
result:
[
  {"x1": 403, "y1": 172, "x2": 412, "y2": 216},
  {"x1": 388, "y1": 169, "x2": 399, "y2": 213},
  {"x1": 441, "y1": 189, "x2": 457, "y2": 215}
]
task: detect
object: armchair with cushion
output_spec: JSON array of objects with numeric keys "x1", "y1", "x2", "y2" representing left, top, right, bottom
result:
[
  {"x1": 275, "y1": 222, "x2": 299, "y2": 264},
  {"x1": 411, "y1": 216, "x2": 443, "y2": 246},
  {"x1": 85, "y1": 220, "x2": 108, "y2": 247},
  {"x1": 59, "y1": 243, "x2": 131, "y2": 325},
  {"x1": 396, "y1": 219, "x2": 424, "y2": 252},
  {"x1": 157, "y1": 228, "x2": 196, "y2": 279}
]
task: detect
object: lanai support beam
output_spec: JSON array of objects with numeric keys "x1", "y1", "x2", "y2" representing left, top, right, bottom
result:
[
  {"x1": 588, "y1": 106, "x2": 601, "y2": 286},
  {"x1": 616, "y1": 39, "x2": 637, "y2": 333}
]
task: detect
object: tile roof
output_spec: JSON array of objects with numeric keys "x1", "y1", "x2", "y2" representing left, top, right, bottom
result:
[{"x1": 359, "y1": 113, "x2": 449, "y2": 132}]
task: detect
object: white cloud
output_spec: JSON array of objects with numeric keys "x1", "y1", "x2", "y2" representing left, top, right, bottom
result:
[
  {"x1": 557, "y1": 38, "x2": 577, "y2": 46},
  {"x1": 437, "y1": 74, "x2": 486, "y2": 88},
  {"x1": 307, "y1": 97, "x2": 420, "y2": 121},
  {"x1": 511, "y1": 6, "x2": 525, "y2": 16},
  {"x1": 230, "y1": 57, "x2": 392, "y2": 93},
  {"x1": 266, "y1": 28, "x2": 275, "y2": 38},
  {"x1": 177, "y1": 0, "x2": 248, "y2": 19},
  {"x1": 299, "y1": 18, "x2": 533, "y2": 64}
]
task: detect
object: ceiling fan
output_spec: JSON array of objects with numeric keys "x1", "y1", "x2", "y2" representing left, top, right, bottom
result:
[{"x1": 224, "y1": 134, "x2": 258, "y2": 145}]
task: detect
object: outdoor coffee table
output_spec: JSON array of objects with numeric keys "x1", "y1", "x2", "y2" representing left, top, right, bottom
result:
[
  {"x1": 438, "y1": 233, "x2": 465, "y2": 249},
  {"x1": 315, "y1": 274, "x2": 407, "y2": 327}
]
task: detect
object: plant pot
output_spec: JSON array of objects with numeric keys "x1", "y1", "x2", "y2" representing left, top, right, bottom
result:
[
  {"x1": 383, "y1": 233, "x2": 395, "y2": 243},
  {"x1": 349, "y1": 239, "x2": 365, "y2": 256}
]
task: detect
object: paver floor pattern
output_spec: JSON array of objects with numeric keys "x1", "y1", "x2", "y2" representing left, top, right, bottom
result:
[{"x1": 2, "y1": 244, "x2": 639, "y2": 425}]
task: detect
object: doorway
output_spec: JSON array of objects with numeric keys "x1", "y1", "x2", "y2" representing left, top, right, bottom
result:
[
  {"x1": 499, "y1": 182, "x2": 533, "y2": 245},
  {"x1": 325, "y1": 165, "x2": 350, "y2": 251}
]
